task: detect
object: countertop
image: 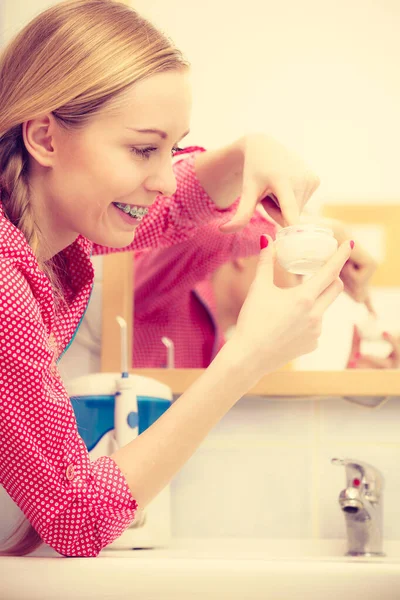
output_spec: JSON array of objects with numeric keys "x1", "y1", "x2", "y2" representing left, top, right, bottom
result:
[{"x1": 2, "y1": 538, "x2": 400, "y2": 600}]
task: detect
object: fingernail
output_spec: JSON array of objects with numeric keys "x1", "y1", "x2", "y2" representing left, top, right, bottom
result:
[
  {"x1": 383, "y1": 331, "x2": 389, "y2": 339},
  {"x1": 348, "y1": 360, "x2": 357, "y2": 368},
  {"x1": 350, "y1": 240, "x2": 355, "y2": 249},
  {"x1": 354, "y1": 352, "x2": 361, "y2": 360},
  {"x1": 260, "y1": 235, "x2": 269, "y2": 250}
]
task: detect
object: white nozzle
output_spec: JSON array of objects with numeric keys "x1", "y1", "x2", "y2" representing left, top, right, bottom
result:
[
  {"x1": 116, "y1": 316, "x2": 128, "y2": 375},
  {"x1": 161, "y1": 337, "x2": 175, "y2": 369}
]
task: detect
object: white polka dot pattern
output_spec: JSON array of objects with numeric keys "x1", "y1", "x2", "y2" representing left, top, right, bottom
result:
[{"x1": 0, "y1": 149, "x2": 221, "y2": 557}]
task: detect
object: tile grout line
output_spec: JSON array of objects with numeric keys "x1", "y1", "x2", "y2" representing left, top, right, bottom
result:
[{"x1": 311, "y1": 400, "x2": 321, "y2": 539}]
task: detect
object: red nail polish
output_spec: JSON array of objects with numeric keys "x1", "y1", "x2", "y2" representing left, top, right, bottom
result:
[
  {"x1": 260, "y1": 235, "x2": 269, "y2": 250},
  {"x1": 383, "y1": 331, "x2": 389, "y2": 339},
  {"x1": 350, "y1": 240, "x2": 355, "y2": 249},
  {"x1": 354, "y1": 352, "x2": 361, "y2": 360},
  {"x1": 348, "y1": 360, "x2": 357, "y2": 369}
]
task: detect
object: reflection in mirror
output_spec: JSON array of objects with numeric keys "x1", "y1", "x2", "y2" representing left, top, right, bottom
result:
[
  {"x1": 130, "y1": 208, "x2": 399, "y2": 372},
  {"x1": 301, "y1": 204, "x2": 400, "y2": 373}
]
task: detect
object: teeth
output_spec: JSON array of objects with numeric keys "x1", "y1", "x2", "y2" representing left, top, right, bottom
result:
[{"x1": 115, "y1": 202, "x2": 149, "y2": 220}]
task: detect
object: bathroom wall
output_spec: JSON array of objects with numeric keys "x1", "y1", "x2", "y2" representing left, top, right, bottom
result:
[
  {"x1": 171, "y1": 394, "x2": 400, "y2": 541},
  {"x1": 3, "y1": 0, "x2": 400, "y2": 206},
  {"x1": 131, "y1": 0, "x2": 400, "y2": 208},
  {"x1": 1, "y1": 0, "x2": 56, "y2": 42}
]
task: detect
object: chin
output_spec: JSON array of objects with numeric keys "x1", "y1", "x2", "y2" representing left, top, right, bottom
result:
[{"x1": 91, "y1": 229, "x2": 136, "y2": 249}]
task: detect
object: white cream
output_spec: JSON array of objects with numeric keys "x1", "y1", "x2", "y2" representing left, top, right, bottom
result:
[
  {"x1": 275, "y1": 224, "x2": 338, "y2": 275},
  {"x1": 357, "y1": 314, "x2": 394, "y2": 358}
]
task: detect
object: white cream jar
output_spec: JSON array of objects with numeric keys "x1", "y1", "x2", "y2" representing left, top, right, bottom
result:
[
  {"x1": 275, "y1": 224, "x2": 338, "y2": 275},
  {"x1": 357, "y1": 314, "x2": 395, "y2": 358}
]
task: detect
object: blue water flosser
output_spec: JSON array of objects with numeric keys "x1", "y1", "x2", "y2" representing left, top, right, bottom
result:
[{"x1": 114, "y1": 316, "x2": 139, "y2": 447}]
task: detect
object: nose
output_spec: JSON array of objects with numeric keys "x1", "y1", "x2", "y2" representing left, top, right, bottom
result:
[{"x1": 145, "y1": 158, "x2": 177, "y2": 197}]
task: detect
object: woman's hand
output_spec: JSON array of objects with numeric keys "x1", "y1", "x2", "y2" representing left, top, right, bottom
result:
[
  {"x1": 229, "y1": 235, "x2": 353, "y2": 376},
  {"x1": 329, "y1": 220, "x2": 378, "y2": 305},
  {"x1": 195, "y1": 134, "x2": 320, "y2": 232},
  {"x1": 347, "y1": 326, "x2": 400, "y2": 369}
]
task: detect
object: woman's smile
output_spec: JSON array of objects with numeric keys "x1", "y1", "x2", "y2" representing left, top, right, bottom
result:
[{"x1": 112, "y1": 201, "x2": 150, "y2": 228}]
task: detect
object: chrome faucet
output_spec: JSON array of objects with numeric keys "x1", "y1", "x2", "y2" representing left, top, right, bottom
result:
[{"x1": 331, "y1": 457, "x2": 385, "y2": 557}]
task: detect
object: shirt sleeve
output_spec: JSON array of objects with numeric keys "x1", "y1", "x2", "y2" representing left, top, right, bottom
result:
[
  {"x1": 92, "y1": 148, "x2": 236, "y2": 256},
  {"x1": 0, "y1": 264, "x2": 137, "y2": 557},
  {"x1": 134, "y1": 209, "x2": 276, "y2": 320}
]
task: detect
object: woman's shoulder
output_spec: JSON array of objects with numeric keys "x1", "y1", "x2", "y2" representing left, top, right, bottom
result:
[
  {"x1": 0, "y1": 209, "x2": 53, "y2": 308},
  {"x1": 0, "y1": 206, "x2": 35, "y2": 263},
  {"x1": 0, "y1": 255, "x2": 41, "y2": 319}
]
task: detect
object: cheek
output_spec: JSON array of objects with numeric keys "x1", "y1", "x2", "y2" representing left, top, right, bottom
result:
[
  {"x1": 91, "y1": 149, "x2": 146, "y2": 196},
  {"x1": 54, "y1": 141, "x2": 94, "y2": 192},
  {"x1": 57, "y1": 138, "x2": 143, "y2": 196}
]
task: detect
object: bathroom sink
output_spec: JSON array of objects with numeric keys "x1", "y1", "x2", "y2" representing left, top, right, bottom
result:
[{"x1": 2, "y1": 538, "x2": 400, "y2": 599}]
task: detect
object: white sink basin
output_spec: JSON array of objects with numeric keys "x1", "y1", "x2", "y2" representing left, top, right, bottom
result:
[{"x1": 2, "y1": 538, "x2": 400, "y2": 599}]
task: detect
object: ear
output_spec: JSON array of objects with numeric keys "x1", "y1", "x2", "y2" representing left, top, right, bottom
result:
[
  {"x1": 22, "y1": 114, "x2": 57, "y2": 168},
  {"x1": 232, "y1": 257, "x2": 246, "y2": 272}
]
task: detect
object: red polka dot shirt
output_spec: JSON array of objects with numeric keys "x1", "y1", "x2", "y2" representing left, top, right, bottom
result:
[{"x1": 0, "y1": 149, "x2": 231, "y2": 557}]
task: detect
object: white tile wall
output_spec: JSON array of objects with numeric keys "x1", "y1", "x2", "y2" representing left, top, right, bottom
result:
[
  {"x1": 208, "y1": 396, "x2": 314, "y2": 441},
  {"x1": 319, "y1": 397, "x2": 400, "y2": 444},
  {"x1": 171, "y1": 396, "x2": 400, "y2": 540},
  {"x1": 171, "y1": 437, "x2": 313, "y2": 539}
]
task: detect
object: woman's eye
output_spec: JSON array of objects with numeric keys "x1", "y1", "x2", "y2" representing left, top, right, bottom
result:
[
  {"x1": 130, "y1": 146, "x2": 157, "y2": 159},
  {"x1": 171, "y1": 146, "x2": 184, "y2": 157},
  {"x1": 130, "y1": 145, "x2": 185, "y2": 160}
]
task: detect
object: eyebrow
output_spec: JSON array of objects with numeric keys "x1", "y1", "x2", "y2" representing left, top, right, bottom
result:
[{"x1": 127, "y1": 127, "x2": 190, "y2": 141}]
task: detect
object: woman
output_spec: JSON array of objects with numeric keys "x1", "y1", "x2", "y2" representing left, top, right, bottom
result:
[{"x1": 0, "y1": 0, "x2": 352, "y2": 557}]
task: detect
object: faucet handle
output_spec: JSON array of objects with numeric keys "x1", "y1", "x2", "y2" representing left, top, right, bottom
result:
[{"x1": 331, "y1": 457, "x2": 384, "y2": 501}]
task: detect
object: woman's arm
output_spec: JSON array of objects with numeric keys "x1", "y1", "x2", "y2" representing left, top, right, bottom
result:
[
  {"x1": 195, "y1": 134, "x2": 320, "y2": 231},
  {"x1": 112, "y1": 238, "x2": 352, "y2": 508},
  {"x1": 0, "y1": 266, "x2": 137, "y2": 557},
  {"x1": 111, "y1": 337, "x2": 261, "y2": 507}
]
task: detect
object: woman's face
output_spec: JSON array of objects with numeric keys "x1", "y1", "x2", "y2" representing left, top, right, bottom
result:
[{"x1": 26, "y1": 70, "x2": 192, "y2": 256}]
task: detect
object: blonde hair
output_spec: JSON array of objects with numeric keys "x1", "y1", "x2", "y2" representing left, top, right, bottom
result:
[{"x1": 0, "y1": 0, "x2": 188, "y2": 556}]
